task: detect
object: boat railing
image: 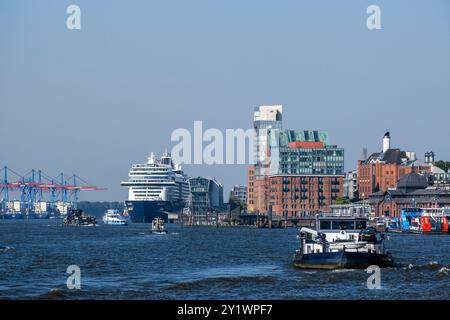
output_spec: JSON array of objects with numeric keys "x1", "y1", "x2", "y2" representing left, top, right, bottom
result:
[{"x1": 316, "y1": 212, "x2": 369, "y2": 219}]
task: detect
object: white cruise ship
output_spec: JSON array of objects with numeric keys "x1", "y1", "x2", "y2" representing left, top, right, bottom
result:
[{"x1": 120, "y1": 151, "x2": 189, "y2": 223}]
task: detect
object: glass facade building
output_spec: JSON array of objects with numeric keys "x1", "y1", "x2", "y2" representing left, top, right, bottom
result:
[
  {"x1": 268, "y1": 129, "x2": 344, "y2": 176},
  {"x1": 253, "y1": 105, "x2": 283, "y2": 176},
  {"x1": 248, "y1": 127, "x2": 345, "y2": 216},
  {"x1": 188, "y1": 177, "x2": 224, "y2": 215}
]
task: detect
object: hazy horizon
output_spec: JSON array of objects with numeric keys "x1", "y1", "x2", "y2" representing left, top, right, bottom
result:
[{"x1": 1, "y1": 0, "x2": 450, "y2": 201}]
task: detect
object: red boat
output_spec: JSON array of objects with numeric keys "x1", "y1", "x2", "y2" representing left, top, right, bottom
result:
[
  {"x1": 400, "y1": 208, "x2": 450, "y2": 234},
  {"x1": 419, "y1": 208, "x2": 449, "y2": 234}
]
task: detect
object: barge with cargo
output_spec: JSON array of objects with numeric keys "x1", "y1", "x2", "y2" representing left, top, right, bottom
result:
[{"x1": 294, "y1": 213, "x2": 394, "y2": 270}]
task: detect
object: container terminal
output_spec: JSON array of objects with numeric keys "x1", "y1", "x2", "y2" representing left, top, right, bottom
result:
[{"x1": 0, "y1": 166, "x2": 105, "y2": 219}]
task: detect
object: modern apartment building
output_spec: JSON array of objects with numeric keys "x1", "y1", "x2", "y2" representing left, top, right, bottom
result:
[
  {"x1": 247, "y1": 108, "x2": 345, "y2": 217},
  {"x1": 188, "y1": 177, "x2": 224, "y2": 215},
  {"x1": 229, "y1": 185, "x2": 247, "y2": 203},
  {"x1": 253, "y1": 105, "x2": 283, "y2": 177},
  {"x1": 343, "y1": 170, "x2": 358, "y2": 200}
]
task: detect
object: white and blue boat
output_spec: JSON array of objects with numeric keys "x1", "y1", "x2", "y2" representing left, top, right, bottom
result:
[
  {"x1": 120, "y1": 151, "x2": 189, "y2": 223},
  {"x1": 102, "y1": 209, "x2": 128, "y2": 226}
]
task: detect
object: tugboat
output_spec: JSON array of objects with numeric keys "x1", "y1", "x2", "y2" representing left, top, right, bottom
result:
[
  {"x1": 294, "y1": 213, "x2": 394, "y2": 270},
  {"x1": 102, "y1": 209, "x2": 128, "y2": 226},
  {"x1": 151, "y1": 218, "x2": 168, "y2": 234},
  {"x1": 63, "y1": 209, "x2": 98, "y2": 227}
]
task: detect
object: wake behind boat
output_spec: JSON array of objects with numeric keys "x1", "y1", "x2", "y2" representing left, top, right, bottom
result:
[{"x1": 294, "y1": 213, "x2": 394, "y2": 270}]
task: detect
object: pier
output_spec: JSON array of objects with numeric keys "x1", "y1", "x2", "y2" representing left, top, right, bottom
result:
[{"x1": 179, "y1": 210, "x2": 316, "y2": 229}]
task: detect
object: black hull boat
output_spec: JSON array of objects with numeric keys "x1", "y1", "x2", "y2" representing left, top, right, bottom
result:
[
  {"x1": 121, "y1": 152, "x2": 189, "y2": 223},
  {"x1": 125, "y1": 200, "x2": 175, "y2": 223},
  {"x1": 63, "y1": 209, "x2": 97, "y2": 227},
  {"x1": 293, "y1": 212, "x2": 394, "y2": 270},
  {"x1": 294, "y1": 251, "x2": 394, "y2": 270}
]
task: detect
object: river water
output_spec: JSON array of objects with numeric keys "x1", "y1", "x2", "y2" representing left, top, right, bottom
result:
[{"x1": 0, "y1": 220, "x2": 449, "y2": 300}]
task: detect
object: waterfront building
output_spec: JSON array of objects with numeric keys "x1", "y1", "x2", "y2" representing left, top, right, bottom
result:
[
  {"x1": 358, "y1": 132, "x2": 431, "y2": 199},
  {"x1": 430, "y1": 164, "x2": 450, "y2": 190},
  {"x1": 253, "y1": 105, "x2": 283, "y2": 177},
  {"x1": 229, "y1": 185, "x2": 247, "y2": 204},
  {"x1": 247, "y1": 105, "x2": 283, "y2": 215},
  {"x1": 343, "y1": 170, "x2": 358, "y2": 200},
  {"x1": 247, "y1": 123, "x2": 345, "y2": 217},
  {"x1": 188, "y1": 177, "x2": 224, "y2": 215},
  {"x1": 367, "y1": 172, "x2": 450, "y2": 217}
]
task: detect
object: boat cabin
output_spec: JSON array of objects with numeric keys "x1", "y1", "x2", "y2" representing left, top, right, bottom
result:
[
  {"x1": 316, "y1": 214, "x2": 368, "y2": 243},
  {"x1": 298, "y1": 213, "x2": 385, "y2": 255}
]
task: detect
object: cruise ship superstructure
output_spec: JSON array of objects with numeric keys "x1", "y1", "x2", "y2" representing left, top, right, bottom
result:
[{"x1": 120, "y1": 151, "x2": 189, "y2": 223}]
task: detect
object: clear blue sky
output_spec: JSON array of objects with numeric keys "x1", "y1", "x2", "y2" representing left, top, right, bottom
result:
[{"x1": 1, "y1": 0, "x2": 449, "y2": 201}]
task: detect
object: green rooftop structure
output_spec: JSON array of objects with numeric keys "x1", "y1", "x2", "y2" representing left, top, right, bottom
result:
[{"x1": 267, "y1": 129, "x2": 344, "y2": 176}]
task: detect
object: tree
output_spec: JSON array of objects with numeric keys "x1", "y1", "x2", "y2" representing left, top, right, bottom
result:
[
  {"x1": 334, "y1": 197, "x2": 352, "y2": 205},
  {"x1": 229, "y1": 196, "x2": 246, "y2": 213},
  {"x1": 434, "y1": 160, "x2": 450, "y2": 172}
]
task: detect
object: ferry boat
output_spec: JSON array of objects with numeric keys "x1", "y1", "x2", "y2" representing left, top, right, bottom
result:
[
  {"x1": 400, "y1": 207, "x2": 450, "y2": 234},
  {"x1": 63, "y1": 209, "x2": 98, "y2": 227},
  {"x1": 151, "y1": 218, "x2": 168, "y2": 234},
  {"x1": 293, "y1": 213, "x2": 394, "y2": 270},
  {"x1": 121, "y1": 151, "x2": 190, "y2": 223},
  {"x1": 102, "y1": 209, "x2": 128, "y2": 226}
]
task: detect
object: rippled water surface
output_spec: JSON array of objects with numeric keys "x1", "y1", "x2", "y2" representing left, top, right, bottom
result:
[{"x1": 0, "y1": 220, "x2": 449, "y2": 300}]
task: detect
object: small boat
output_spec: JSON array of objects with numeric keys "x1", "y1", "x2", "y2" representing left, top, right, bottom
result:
[
  {"x1": 294, "y1": 213, "x2": 394, "y2": 270},
  {"x1": 2, "y1": 211, "x2": 24, "y2": 220},
  {"x1": 151, "y1": 218, "x2": 168, "y2": 234},
  {"x1": 27, "y1": 212, "x2": 50, "y2": 219},
  {"x1": 386, "y1": 217, "x2": 402, "y2": 233},
  {"x1": 102, "y1": 209, "x2": 128, "y2": 226},
  {"x1": 63, "y1": 209, "x2": 97, "y2": 227},
  {"x1": 373, "y1": 217, "x2": 388, "y2": 232}
]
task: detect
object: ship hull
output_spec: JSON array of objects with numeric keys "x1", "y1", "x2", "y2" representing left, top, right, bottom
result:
[
  {"x1": 294, "y1": 251, "x2": 394, "y2": 270},
  {"x1": 103, "y1": 220, "x2": 128, "y2": 226},
  {"x1": 1, "y1": 213, "x2": 24, "y2": 220},
  {"x1": 27, "y1": 213, "x2": 50, "y2": 219},
  {"x1": 125, "y1": 200, "x2": 182, "y2": 223}
]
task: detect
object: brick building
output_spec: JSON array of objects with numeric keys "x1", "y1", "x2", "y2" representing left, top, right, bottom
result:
[
  {"x1": 367, "y1": 172, "x2": 450, "y2": 217},
  {"x1": 358, "y1": 132, "x2": 431, "y2": 199},
  {"x1": 266, "y1": 175, "x2": 343, "y2": 217},
  {"x1": 247, "y1": 109, "x2": 345, "y2": 217}
]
